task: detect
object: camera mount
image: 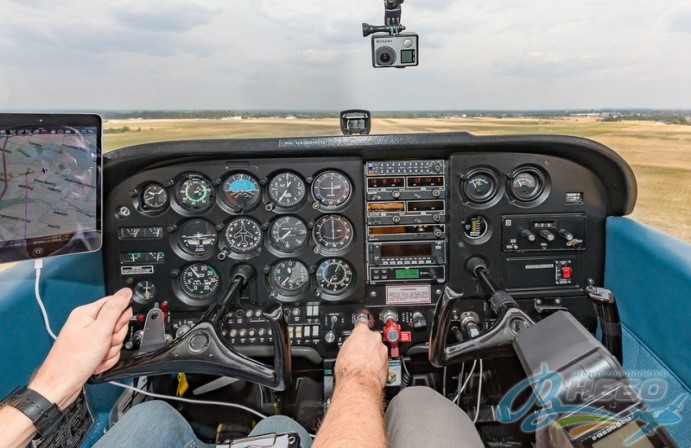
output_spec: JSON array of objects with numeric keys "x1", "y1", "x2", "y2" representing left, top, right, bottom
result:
[{"x1": 363, "y1": 0, "x2": 406, "y2": 36}]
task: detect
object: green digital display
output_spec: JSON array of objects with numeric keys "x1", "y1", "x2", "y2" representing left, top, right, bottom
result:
[
  {"x1": 396, "y1": 268, "x2": 420, "y2": 279},
  {"x1": 401, "y1": 49, "x2": 415, "y2": 64}
]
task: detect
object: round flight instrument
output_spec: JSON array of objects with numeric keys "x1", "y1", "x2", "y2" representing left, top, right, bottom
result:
[
  {"x1": 312, "y1": 171, "x2": 352, "y2": 208},
  {"x1": 313, "y1": 215, "x2": 354, "y2": 251},
  {"x1": 176, "y1": 174, "x2": 215, "y2": 210},
  {"x1": 316, "y1": 258, "x2": 354, "y2": 295},
  {"x1": 225, "y1": 217, "x2": 263, "y2": 253},
  {"x1": 268, "y1": 172, "x2": 306, "y2": 208},
  {"x1": 180, "y1": 263, "x2": 220, "y2": 298},
  {"x1": 133, "y1": 280, "x2": 157, "y2": 304},
  {"x1": 463, "y1": 171, "x2": 497, "y2": 203},
  {"x1": 269, "y1": 216, "x2": 308, "y2": 253},
  {"x1": 463, "y1": 215, "x2": 489, "y2": 240},
  {"x1": 270, "y1": 259, "x2": 309, "y2": 295},
  {"x1": 509, "y1": 169, "x2": 544, "y2": 202},
  {"x1": 140, "y1": 183, "x2": 169, "y2": 211},
  {"x1": 177, "y1": 219, "x2": 217, "y2": 255},
  {"x1": 222, "y1": 173, "x2": 262, "y2": 211}
]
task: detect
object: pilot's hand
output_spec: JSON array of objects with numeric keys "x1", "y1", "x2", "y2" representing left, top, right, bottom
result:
[
  {"x1": 334, "y1": 321, "x2": 388, "y2": 391},
  {"x1": 28, "y1": 288, "x2": 133, "y2": 409}
]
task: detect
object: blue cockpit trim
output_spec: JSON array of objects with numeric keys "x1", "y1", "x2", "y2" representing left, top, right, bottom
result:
[
  {"x1": 0, "y1": 251, "x2": 106, "y2": 399},
  {"x1": 605, "y1": 217, "x2": 691, "y2": 390}
]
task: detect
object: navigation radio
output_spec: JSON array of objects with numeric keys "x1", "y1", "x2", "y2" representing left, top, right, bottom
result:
[{"x1": 365, "y1": 160, "x2": 447, "y2": 284}]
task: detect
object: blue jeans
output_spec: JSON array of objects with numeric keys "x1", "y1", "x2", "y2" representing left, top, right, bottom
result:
[{"x1": 93, "y1": 401, "x2": 313, "y2": 448}]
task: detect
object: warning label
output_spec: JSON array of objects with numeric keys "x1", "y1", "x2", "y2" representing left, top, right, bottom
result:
[
  {"x1": 121, "y1": 265, "x2": 154, "y2": 276},
  {"x1": 386, "y1": 285, "x2": 431, "y2": 305}
]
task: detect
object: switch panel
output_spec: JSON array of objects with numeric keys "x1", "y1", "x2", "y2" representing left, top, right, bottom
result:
[{"x1": 502, "y1": 214, "x2": 586, "y2": 252}]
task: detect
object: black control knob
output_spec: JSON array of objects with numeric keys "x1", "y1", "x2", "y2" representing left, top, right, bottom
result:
[
  {"x1": 539, "y1": 229, "x2": 555, "y2": 242},
  {"x1": 558, "y1": 229, "x2": 574, "y2": 241},
  {"x1": 521, "y1": 229, "x2": 536, "y2": 242},
  {"x1": 392, "y1": 190, "x2": 401, "y2": 199},
  {"x1": 392, "y1": 215, "x2": 401, "y2": 224}
]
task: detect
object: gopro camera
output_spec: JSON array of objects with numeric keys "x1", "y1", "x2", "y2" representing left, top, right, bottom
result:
[{"x1": 371, "y1": 33, "x2": 418, "y2": 68}]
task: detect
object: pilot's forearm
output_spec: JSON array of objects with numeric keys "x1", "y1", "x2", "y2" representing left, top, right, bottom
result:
[
  {"x1": 0, "y1": 405, "x2": 38, "y2": 448},
  {"x1": 313, "y1": 376, "x2": 386, "y2": 448}
]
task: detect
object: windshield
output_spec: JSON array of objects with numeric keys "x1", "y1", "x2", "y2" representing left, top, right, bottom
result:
[{"x1": 0, "y1": 0, "x2": 689, "y2": 240}]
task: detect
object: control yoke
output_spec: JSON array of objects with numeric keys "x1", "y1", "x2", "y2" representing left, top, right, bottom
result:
[
  {"x1": 91, "y1": 265, "x2": 292, "y2": 391},
  {"x1": 429, "y1": 258, "x2": 534, "y2": 366}
]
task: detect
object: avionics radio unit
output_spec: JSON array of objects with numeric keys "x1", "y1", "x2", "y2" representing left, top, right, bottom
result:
[{"x1": 365, "y1": 160, "x2": 447, "y2": 284}]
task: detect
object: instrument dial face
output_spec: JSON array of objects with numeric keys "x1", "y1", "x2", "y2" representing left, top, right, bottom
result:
[
  {"x1": 176, "y1": 175, "x2": 214, "y2": 210},
  {"x1": 270, "y1": 259, "x2": 309, "y2": 295},
  {"x1": 133, "y1": 280, "x2": 157, "y2": 304},
  {"x1": 312, "y1": 171, "x2": 352, "y2": 208},
  {"x1": 463, "y1": 215, "x2": 489, "y2": 240},
  {"x1": 222, "y1": 173, "x2": 261, "y2": 211},
  {"x1": 464, "y1": 171, "x2": 497, "y2": 203},
  {"x1": 180, "y1": 263, "x2": 220, "y2": 298},
  {"x1": 141, "y1": 183, "x2": 169, "y2": 211},
  {"x1": 268, "y1": 172, "x2": 306, "y2": 208},
  {"x1": 178, "y1": 219, "x2": 217, "y2": 255},
  {"x1": 510, "y1": 170, "x2": 543, "y2": 201},
  {"x1": 269, "y1": 216, "x2": 308, "y2": 253},
  {"x1": 225, "y1": 217, "x2": 263, "y2": 253},
  {"x1": 313, "y1": 215, "x2": 354, "y2": 251},
  {"x1": 316, "y1": 258, "x2": 354, "y2": 295}
]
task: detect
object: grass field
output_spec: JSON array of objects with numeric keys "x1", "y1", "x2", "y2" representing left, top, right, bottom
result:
[{"x1": 104, "y1": 117, "x2": 691, "y2": 241}]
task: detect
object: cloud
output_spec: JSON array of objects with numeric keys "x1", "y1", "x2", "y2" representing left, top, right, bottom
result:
[
  {"x1": 667, "y1": 6, "x2": 691, "y2": 32},
  {"x1": 0, "y1": 0, "x2": 690, "y2": 110},
  {"x1": 499, "y1": 53, "x2": 603, "y2": 80},
  {"x1": 109, "y1": 0, "x2": 223, "y2": 33}
]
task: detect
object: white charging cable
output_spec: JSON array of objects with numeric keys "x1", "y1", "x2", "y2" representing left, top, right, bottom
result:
[{"x1": 34, "y1": 258, "x2": 58, "y2": 340}]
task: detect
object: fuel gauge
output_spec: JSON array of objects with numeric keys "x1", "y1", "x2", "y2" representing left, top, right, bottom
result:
[
  {"x1": 463, "y1": 170, "x2": 498, "y2": 203},
  {"x1": 509, "y1": 169, "x2": 544, "y2": 202}
]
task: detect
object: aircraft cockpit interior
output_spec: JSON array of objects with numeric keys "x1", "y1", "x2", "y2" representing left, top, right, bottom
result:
[{"x1": 0, "y1": 2, "x2": 689, "y2": 448}]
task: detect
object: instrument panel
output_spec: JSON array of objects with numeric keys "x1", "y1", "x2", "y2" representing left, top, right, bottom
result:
[
  {"x1": 111, "y1": 157, "x2": 366, "y2": 309},
  {"x1": 103, "y1": 133, "x2": 636, "y2": 360}
]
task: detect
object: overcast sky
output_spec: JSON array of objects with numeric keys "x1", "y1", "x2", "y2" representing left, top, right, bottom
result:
[{"x1": 0, "y1": 0, "x2": 689, "y2": 110}]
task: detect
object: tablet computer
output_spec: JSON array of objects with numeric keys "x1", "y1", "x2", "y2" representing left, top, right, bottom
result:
[{"x1": 0, "y1": 113, "x2": 102, "y2": 262}]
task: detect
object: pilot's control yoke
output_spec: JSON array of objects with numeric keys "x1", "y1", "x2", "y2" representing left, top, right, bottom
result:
[{"x1": 91, "y1": 264, "x2": 292, "y2": 391}]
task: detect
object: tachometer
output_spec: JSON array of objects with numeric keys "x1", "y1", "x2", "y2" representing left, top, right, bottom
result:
[
  {"x1": 177, "y1": 219, "x2": 217, "y2": 255},
  {"x1": 180, "y1": 263, "x2": 220, "y2": 298},
  {"x1": 316, "y1": 258, "x2": 353, "y2": 295},
  {"x1": 268, "y1": 172, "x2": 306, "y2": 208},
  {"x1": 222, "y1": 173, "x2": 261, "y2": 211},
  {"x1": 269, "y1": 215, "x2": 308, "y2": 253},
  {"x1": 312, "y1": 171, "x2": 352, "y2": 208},
  {"x1": 313, "y1": 215, "x2": 354, "y2": 252},
  {"x1": 270, "y1": 259, "x2": 309, "y2": 295},
  {"x1": 175, "y1": 174, "x2": 215, "y2": 211},
  {"x1": 225, "y1": 217, "x2": 263, "y2": 253}
]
